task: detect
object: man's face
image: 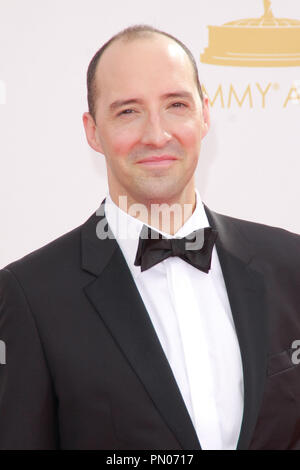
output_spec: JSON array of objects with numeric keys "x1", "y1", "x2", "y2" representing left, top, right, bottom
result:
[{"x1": 83, "y1": 34, "x2": 210, "y2": 207}]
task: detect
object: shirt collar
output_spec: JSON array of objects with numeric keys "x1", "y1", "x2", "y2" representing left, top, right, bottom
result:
[{"x1": 104, "y1": 189, "x2": 210, "y2": 280}]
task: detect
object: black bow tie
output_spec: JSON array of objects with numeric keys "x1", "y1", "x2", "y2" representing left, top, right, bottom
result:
[{"x1": 134, "y1": 225, "x2": 218, "y2": 273}]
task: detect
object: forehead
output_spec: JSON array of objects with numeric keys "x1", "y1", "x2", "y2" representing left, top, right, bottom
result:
[{"x1": 94, "y1": 35, "x2": 196, "y2": 104}]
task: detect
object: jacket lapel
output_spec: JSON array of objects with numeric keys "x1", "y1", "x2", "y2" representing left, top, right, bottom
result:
[
  {"x1": 81, "y1": 203, "x2": 201, "y2": 450},
  {"x1": 204, "y1": 206, "x2": 269, "y2": 450},
  {"x1": 80, "y1": 200, "x2": 268, "y2": 450}
]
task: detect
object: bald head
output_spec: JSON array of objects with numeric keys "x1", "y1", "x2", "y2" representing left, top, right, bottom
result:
[{"x1": 86, "y1": 25, "x2": 203, "y2": 121}]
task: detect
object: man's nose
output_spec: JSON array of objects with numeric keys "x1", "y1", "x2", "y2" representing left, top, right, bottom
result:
[{"x1": 140, "y1": 114, "x2": 172, "y2": 147}]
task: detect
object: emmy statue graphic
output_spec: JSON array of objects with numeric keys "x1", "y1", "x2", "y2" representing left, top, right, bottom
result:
[
  {"x1": 201, "y1": 0, "x2": 300, "y2": 67},
  {"x1": 263, "y1": 0, "x2": 274, "y2": 20}
]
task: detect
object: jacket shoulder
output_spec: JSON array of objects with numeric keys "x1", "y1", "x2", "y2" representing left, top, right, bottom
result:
[
  {"x1": 225, "y1": 211, "x2": 298, "y2": 245},
  {"x1": 207, "y1": 206, "x2": 300, "y2": 265},
  {"x1": 1, "y1": 212, "x2": 96, "y2": 282}
]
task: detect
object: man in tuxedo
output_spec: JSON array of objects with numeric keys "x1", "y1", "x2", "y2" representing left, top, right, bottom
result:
[{"x1": 0, "y1": 25, "x2": 300, "y2": 450}]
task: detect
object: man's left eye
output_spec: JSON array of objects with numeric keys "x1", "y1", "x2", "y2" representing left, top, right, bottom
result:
[{"x1": 171, "y1": 102, "x2": 186, "y2": 108}]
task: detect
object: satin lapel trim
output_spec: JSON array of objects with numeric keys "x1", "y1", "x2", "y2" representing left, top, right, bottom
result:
[
  {"x1": 204, "y1": 205, "x2": 268, "y2": 450},
  {"x1": 81, "y1": 206, "x2": 201, "y2": 450}
]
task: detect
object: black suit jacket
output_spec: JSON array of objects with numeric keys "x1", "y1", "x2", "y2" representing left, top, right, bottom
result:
[{"x1": 0, "y1": 202, "x2": 299, "y2": 450}]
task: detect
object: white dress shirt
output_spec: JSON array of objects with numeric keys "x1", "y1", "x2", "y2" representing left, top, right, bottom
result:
[{"x1": 104, "y1": 189, "x2": 244, "y2": 450}]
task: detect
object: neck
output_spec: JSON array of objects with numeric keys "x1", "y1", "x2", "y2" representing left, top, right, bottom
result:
[{"x1": 110, "y1": 186, "x2": 197, "y2": 235}]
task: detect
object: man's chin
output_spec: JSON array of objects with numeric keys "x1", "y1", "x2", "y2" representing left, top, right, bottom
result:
[{"x1": 134, "y1": 185, "x2": 185, "y2": 206}]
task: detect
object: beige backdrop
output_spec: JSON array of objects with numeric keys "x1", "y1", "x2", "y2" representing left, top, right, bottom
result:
[{"x1": 0, "y1": 0, "x2": 299, "y2": 268}]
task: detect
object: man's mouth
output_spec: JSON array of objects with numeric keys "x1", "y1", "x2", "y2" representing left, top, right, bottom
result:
[{"x1": 136, "y1": 155, "x2": 178, "y2": 166}]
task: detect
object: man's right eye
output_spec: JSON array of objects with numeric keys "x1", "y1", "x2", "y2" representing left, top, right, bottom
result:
[{"x1": 119, "y1": 109, "x2": 134, "y2": 115}]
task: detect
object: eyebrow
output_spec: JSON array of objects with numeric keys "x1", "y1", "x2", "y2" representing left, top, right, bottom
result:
[{"x1": 109, "y1": 91, "x2": 193, "y2": 112}]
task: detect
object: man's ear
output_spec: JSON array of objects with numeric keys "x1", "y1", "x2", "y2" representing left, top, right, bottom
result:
[
  {"x1": 200, "y1": 95, "x2": 210, "y2": 140},
  {"x1": 82, "y1": 112, "x2": 104, "y2": 154}
]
